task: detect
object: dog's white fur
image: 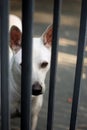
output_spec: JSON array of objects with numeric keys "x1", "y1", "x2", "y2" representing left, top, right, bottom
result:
[
  {"x1": 0, "y1": 14, "x2": 53, "y2": 130},
  {"x1": 9, "y1": 15, "x2": 22, "y2": 32}
]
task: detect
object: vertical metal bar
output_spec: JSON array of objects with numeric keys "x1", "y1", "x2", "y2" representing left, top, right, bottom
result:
[
  {"x1": 0, "y1": 0, "x2": 10, "y2": 130},
  {"x1": 47, "y1": 0, "x2": 61, "y2": 130},
  {"x1": 21, "y1": 0, "x2": 34, "y2": 130},
  {"x1": 69, "y1": 0, "x2": 87, "y2": 130}
]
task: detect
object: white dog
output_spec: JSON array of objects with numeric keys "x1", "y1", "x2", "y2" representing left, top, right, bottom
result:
[{"x1": 1, "y1": 15, "x2": 53, "y2": 130}]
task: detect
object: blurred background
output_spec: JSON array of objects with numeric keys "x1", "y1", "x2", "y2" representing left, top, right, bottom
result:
[{"x1": 10, "y1": 0, "x2": 87, "y2": 130}]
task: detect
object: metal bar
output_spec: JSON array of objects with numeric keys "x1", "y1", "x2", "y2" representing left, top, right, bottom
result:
[
  {"x1": 46, "y1": 0, "x2": 61, "y2": 130},
  {"x1": 21, "y1": 0, "x2": 34, "y2": 130},
  {"x1": 0, "y1": 0, "x2": 10, "y2": 130},
  {"x1": 69, "y1": 0, "x2": 87, "y2": 130}
]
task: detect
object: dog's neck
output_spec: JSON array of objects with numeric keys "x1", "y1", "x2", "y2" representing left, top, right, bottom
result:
[{"x1": 9, "y1": 55, "x2": 21, "y2": 96}]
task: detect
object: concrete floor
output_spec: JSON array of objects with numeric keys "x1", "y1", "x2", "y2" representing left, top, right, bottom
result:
[{"x1": 10, "y1": 0, "x2": 87, "y2": 130}]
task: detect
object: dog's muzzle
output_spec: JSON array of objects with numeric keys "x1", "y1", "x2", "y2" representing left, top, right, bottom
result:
[{"x1": 32, "y1": 82, "x2": 42, "y2": 96}]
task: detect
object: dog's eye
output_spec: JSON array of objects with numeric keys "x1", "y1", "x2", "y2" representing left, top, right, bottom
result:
[
  {"x1": 40, "y1": 62, "x2": 48, "y2": 68},
  {"x1": 20, "y1": 63, "x2": 22, "y2": 66}
]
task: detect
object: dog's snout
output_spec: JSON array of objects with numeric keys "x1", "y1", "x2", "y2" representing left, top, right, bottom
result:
[{"x1": 32, "y1": 82, "x2": 42, "y2": 96}]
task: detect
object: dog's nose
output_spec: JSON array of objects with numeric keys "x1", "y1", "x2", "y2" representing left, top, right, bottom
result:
[{"x1": 32, "y1": 82, "x2": 42, "y2": 96}]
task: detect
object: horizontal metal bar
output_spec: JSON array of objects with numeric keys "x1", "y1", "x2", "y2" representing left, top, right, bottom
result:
[
  {"x1": 46, "y1": 0, "x2": 61, "y2": 130},
  {"x1": 0, "y1": 0, "x2": 10, "y2": 130},
  {"x1": 21, "y1": 0, "x2": 34, "y2": 130},
  {"x1": 69, "y1": 0, "x2": 87, "y2": 130}
]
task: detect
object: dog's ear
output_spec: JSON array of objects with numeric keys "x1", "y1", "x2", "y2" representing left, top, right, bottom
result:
[
  {"x1": 42, "y1": 25, "x2": 53, "y2": 48},
  {"x1": 10, "y1": 25, "x2": 22, "y2": 53}
]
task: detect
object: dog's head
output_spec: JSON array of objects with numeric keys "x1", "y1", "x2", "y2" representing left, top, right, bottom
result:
[
  {"x1": 10, "y1": 15, "x2": 53, "y2": 96},
  {"x1": 32, "y1": 25, "x2": 53, "y2": 96}
]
